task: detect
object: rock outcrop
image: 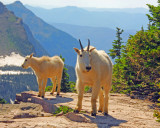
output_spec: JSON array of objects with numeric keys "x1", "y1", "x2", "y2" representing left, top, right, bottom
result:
[
  {"x1": 15, "y1": 91, "x2": 74, "y2": 113},
  {"x1": 0, "y1": 91, "x2": 158, "y2": 128}
]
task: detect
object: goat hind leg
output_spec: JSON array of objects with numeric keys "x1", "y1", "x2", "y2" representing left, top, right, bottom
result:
[
  {"x1": 103, "y1": 85, "x2": 111, "y2": 115},
  {"x1": 50, "y1": 77, "x2": 57, "y2": 95},
  {"x1": 57, "y1": 74, "x2": 62, "y2": 95}
]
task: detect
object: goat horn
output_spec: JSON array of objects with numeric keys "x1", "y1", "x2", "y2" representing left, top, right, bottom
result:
[
  {"x1": 79, "y1": 39, "x2": 84, "y2": 51},
  {"x1": 87, "y1": 39, "x2": 90, "y2": 51}
]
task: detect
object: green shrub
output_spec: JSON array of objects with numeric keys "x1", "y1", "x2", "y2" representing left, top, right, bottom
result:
[
  {"x1": 45, "y1": 86, "x2": 53, "y2": 92},
  {"x1": 69, "y1": 81, "x2": 76, "y2": 93},
  {"x1": 54, "y1": 105, "x2": 73, "y2": 115},
  {"x1": 84, "y1": 86, "x2": 91, "y2": 93},
  {"x1": 0, "y1": 98, "x2": 7, "y2": 104},
  {"x1": 154, "y1": 110, "x2": 160, "y2": 122}
]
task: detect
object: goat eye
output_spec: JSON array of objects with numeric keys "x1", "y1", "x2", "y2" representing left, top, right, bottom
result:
[{"x1": 80, "y1": 55, "x2": 82, "y2": 57}]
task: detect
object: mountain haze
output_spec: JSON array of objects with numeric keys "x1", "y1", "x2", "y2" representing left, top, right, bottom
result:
[
  {"x1": 23, "y1": 24, "x2": 49, "y2": 56},
  {"x1": 25, "y1": 5, "x2": 148, "y2": 30},
  {"x1": 51, "y1": 23, "x2": 136, "y2": 53},
  {"x1": 7, "y1": 1, "x2": 79, "y2": 66},
  {"x1": 84, "y1": 7, "x2": 149, "y2": 14}
]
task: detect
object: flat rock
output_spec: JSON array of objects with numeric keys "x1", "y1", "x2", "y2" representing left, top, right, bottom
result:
[{"x1": 0, "y1": 91, "x2": 160, "y2": 128}]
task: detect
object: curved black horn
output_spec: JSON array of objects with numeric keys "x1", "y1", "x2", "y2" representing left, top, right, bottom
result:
[
  {"x1": 79, "y1": 39, "x2": 84, "y2": 51},
  {"x1": 87, "y1": 39, "x2": 90, "y2": 51}
]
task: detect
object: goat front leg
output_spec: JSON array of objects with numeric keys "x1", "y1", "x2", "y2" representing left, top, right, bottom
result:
[
  {"x1": 41, "y1": 78, "x2": 48, "y2": 98},
  {"x1": 91, "y1": 82, "x2": 100, "y2": 116},
  {"x1": 37, "y1": 77, "x2": 42, "y2": 97},
  {"x1": 74, "y1": 80, "x2": 84, "y2": 113}
]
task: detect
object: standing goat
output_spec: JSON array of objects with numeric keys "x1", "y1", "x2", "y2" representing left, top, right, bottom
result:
[
  {"x1": 22, "y1": 53, "x2": 64, "y2": 98},
  {"x1": 74, "y1": 40, "x2": 113, "y2": 116}
]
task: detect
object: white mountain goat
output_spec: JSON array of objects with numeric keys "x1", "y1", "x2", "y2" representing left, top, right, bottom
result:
[
  {"x1": 74, "y1": 39, "x2": 113, "y2": 116},
  {"x1": 22, "y1": 53, "x2": 64, "y2": 98}
]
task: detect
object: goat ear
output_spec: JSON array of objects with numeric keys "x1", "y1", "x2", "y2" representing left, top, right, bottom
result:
[
  {"x1": 30, "y1": 53, "x2": 34, "y2": 58},
  {"x1": 90, "y1": 47, "x2": 96, "y2": 52},
  {"x1": 74, "y1": 48, "x2": 80, "y2": 54}
]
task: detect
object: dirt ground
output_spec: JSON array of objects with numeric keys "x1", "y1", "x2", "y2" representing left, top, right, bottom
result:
[{"x1": 0, "y1": 93, "x2": 160, "y2": 128}]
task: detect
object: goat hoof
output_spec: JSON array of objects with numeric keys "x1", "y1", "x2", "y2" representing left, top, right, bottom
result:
[
  {"x1": 42, "y1": 96, "x2": 44, "y2": 98},
  {"x1": 104, "y1": 112, "x2": 108, "y2": 116},
  {"x1": 91, "y1": 113, "x2": 96, "y2": 116},
  {"x1": 57, "y1": 94, "x2": 59, "y2": 96},
  {"x1": 50, "y1": 92, "x2": 53, "y2": 95},
  {"x1": 74, "y1": 110, "x2": 79, "y2": 113},
  {"x1": 38, "y1": 95, "x2": 40, "y2": 97},
  {"x1": 98, "y1": 110, "x2": 102, "y2": 113}
]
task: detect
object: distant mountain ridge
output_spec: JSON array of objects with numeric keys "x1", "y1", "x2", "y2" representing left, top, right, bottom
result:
[
  {"x1": 25, "y1": 5, "x2": 148, "y2": 30},
  {"x1": 0, "y1": 2, "x2": 36, "y2": 56},
  {"x1": 51, "y1": 23, "x2": 136, "y2": 53},
  {"x1": 83, "y1": 7, "x2": 149, "y2": 14},
  {"x1": 7, "y1": 1, "x2": 79, "y2": 66}
]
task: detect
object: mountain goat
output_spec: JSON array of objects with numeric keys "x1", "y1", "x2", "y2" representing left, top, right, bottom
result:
[
  {"x1": 22, "y1": 53, "x2": 64, "y2": 98},
  {"x1": 74, "y1": 40, "x2": 113, "y2": 116}
]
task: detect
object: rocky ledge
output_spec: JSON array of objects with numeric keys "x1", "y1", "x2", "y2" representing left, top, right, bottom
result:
[
  {"x1": 0, "y1": 91, "x2": 157, "y2": 128},
  {"x1": 15, "y1": 91, "x2": 76, "y2": 113}
]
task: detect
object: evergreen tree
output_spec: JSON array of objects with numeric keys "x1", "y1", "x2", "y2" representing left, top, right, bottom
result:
[
  {"x1": 146, "y1": 0, "x2": 160, "y2": 29},
  {"x1": 109, "y1": 27, "x2": 124, "y2": 60},
  {"x1": 148, "y1": 21, "x2": 151, "y2": 30},
  {"x1": 60, "y1": 55, "x2": 71, "y2": 92},
  {"x1": 109, "y1": 27, "x2": 124, "y2": 92},
  {"x1": 111, "y1": 1, "x2": 160, "y2": 101},
  {"x1": 112, "y1": 29, "x2": 160, "y2": 97},
  {"x1": 124, "y1": 30, "x2": 160, "y2": 93},
  {"x1": 141, "y1": 26, "x2": 144, "y2": 32}
]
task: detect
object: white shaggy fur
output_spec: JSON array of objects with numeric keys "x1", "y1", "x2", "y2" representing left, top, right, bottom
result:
[
  {"x1": 74, "y1": 44, "x2": 112, "y2": 116},
  {"x1": 22, "y1": 53, "x2": 64, "y2": 97}
]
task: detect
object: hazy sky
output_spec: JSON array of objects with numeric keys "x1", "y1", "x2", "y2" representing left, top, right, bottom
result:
[{"x1": 1, "y1": 0, "x2": 158, "y2": 9}]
